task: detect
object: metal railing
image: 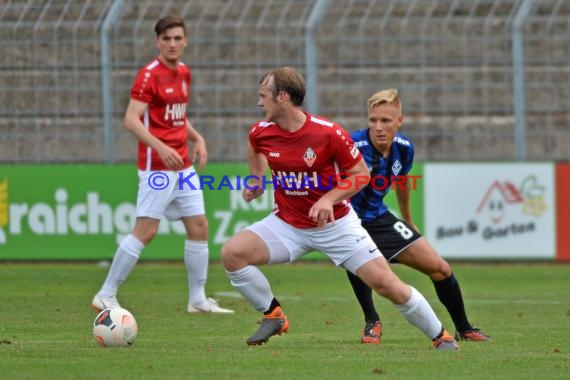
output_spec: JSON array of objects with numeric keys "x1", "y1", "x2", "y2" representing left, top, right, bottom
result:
[{"x1": 1, "y1": 0, "x2": 568, "y2": 163}]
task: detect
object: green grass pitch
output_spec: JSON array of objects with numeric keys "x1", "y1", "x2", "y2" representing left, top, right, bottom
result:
[{"x1": 0, "y1": 261, "x2": 568, "y2": 379}]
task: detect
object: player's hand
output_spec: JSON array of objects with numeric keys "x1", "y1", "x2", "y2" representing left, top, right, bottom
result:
[
  {"x1": 309, "y1": 198, "x2": 335, "y2": 228},
  {"x1": 157, "y1": 145, "x2": 185, "y2": 170},
  {"x1": 243, "y1": 187, "x2": 264, "y2": 202},
  {"x1": 191, "y1": 138, "x2": 208, "y2": 171}
]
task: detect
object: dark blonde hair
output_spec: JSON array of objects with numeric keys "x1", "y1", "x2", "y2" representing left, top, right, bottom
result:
[{"x1": 260, "y1": 66, "x2": 305, "y2": 106}]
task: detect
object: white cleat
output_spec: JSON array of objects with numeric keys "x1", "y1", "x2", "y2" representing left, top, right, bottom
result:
[
  {"x1": 188, "y1": 297, "x2": 234, "y2": 314},
  {"x1": 91, "y1": 294, "x2": 121, "y2": 312}
]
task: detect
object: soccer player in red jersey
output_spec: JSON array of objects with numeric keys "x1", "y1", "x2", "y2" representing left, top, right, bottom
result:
[
  {"x1": 92, "y1": 16, "x2": 233, "y2": 314},
  {"x1": 221, "y1": 66, "x2": 458, "y2": 349}
]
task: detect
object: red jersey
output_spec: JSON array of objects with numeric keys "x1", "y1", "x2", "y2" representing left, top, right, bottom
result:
[
  {"x1": 130, "y1": 58, "x2": 192, "y2": 171},
  {"x1": 249, "y1": 112, "x2": 363, "y2": 228}
]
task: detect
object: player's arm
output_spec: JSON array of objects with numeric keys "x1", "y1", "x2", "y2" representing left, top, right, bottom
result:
[
  {"x1": 395, "y1": 177, "x2": 419, "y2": 232},
  {"x1": 124, "y1": 98, "x2": 184, "y2": 170},
  {"x1": 309, "y1": 158, "x2": 370, "y2": 227},
  {"x1": 186, "y1": 120, "x2": 207, "y2": 171},
  {"x1": 243, "y1": 141, "x2": 267, "y2": 202}
]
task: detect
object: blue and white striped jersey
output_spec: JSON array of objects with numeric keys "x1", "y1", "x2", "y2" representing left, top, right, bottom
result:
[{"x1": 349, "y1": 129, "x2": 414, "y2": 221}]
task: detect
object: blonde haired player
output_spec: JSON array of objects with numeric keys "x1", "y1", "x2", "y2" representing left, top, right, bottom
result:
[{"x1": 347, "y1": 89, "x2": 489, "y2": 343}]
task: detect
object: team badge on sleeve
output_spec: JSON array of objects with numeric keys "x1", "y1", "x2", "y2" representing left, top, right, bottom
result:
[{"x1": 350, "y1": 144, "x2": 359, "y2": 159}]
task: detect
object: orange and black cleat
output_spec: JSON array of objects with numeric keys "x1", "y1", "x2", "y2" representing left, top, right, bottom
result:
[
  {"x1": 246, "y1": 306, "x2": 289, "y2": 346},
  {"x1": 432, "y1": 329, "x2": 460, "y2": 351},
  {"x1": 361, "y1": 320, "x2": 383, "y2": 344},
  {"x1": 455, "y1": 327, "x2": 490, "y2": 341}
]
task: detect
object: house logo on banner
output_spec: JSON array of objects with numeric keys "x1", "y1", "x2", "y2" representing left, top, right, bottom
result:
[
  {"x1": 474, "y1": 177, "x2": 548, "y2": 237},
  {"x1": 424, "y1": 164, "x2": 555, "y2": 259}
]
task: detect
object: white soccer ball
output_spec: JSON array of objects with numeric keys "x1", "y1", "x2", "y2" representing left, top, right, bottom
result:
[{"x1": 93, "y1": 307, "x2": 138, "y2": 347}]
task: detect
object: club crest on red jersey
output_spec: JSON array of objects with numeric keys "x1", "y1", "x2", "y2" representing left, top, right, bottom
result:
[
  {"x1": 303, "y1": 147, "x2": 317, "y2": 167},
  {"x1": 181, "y1": 80, "x2": 187, "y2": 96}
]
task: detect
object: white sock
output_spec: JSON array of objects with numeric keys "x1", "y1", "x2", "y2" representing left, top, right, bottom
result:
[
  {"x1": 184, "y1": 240, "x2": 209, "y2": 306},
  {"x1": 99, "y1": 234, "x2": 144, "y2": 297},
  {"x1": 394, "y1": 286, "x2": 443, "y2": 339},
  {"x1": 226, "y1": 266, "x2": 273, "y2": 312}
]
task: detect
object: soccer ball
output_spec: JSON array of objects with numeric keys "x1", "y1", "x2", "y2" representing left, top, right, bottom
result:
[{"x1": 93, "y1": 307, "x2": 138, "y2": 347}]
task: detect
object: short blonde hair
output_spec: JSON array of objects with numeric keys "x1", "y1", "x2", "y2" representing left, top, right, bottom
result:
[{"x1": 367, "y1": 89, "x2": 401, "y2": 113}]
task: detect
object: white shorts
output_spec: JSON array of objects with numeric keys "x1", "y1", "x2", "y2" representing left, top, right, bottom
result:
[
  {"x1": 246, "y1": 208, "x2": 382, "y2": 273},
  {"x1": 136, "y1": 166, "x2": 205, "y2": 221}
]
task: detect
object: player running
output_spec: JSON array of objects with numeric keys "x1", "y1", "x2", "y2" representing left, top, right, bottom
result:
[
  {"x1": 347, "y1": 88, "x2": 490, "y2": 344},
  {"x1": 221, "y1": 67, "x2": 459, "y2": 350}
]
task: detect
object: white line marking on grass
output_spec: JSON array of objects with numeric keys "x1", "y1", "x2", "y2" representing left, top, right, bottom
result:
[
  {"x1": 214, "y1": 291, "x2": 302, "y2": 301},
  {"x1": 470, "y1": 299, "x2": 564, "y2": 305},
  {"x1": 214, "y1": 292, "x2": 564, "y2": 305}
]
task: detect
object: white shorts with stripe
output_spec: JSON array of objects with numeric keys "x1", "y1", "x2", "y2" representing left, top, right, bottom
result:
[
  {"x1": 136, "y1": 166, "x2": 205, "y2": 220},
  {"x1": 246, "y1": 207, "x2": 382, "y2": 273}
]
